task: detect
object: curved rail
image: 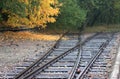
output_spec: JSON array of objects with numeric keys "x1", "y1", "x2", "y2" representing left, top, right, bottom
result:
[
  {"x1": 76, "y1": 33, "x2": 114, "y2": 79},
  {"x1": 13, "y1": 32, "x2": 68, "y2": 79},
  {"x1": 68, "y1": 33, "x2": 98, "y2": 79},
  {"x1": 14, "y1": 33, "x2": 98, "y2": 79}
]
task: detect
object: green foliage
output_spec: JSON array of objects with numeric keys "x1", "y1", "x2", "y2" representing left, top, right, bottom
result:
[
  {"x1": 50, "y1": 0, "x2": 86, "y2": 30},
  {"x1": 112, "y1": 0, "x2": 120, "y2": 24},
  {"x1": 0, "y1": 0, "x2": 26, "y2": 17},
  {"x1": 0, "y1": 14, "x2": 2, "y2": 21},
  {"x1": 78, "y1": 0, "x2": 120, "y2": 26},
  {"x1": 0, "y1": 0, "x2": 120, "y2": 31}
]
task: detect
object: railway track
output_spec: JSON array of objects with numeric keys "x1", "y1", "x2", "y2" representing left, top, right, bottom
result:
[
  {"x1": 14, "y1": 34, "x2": 97, "y2": 79},
  {"x1": 72, "y1": 33, "x2": 117, "y2": 79},
  {"x1": 76, "y1": 33, "x2": 114, "y2": 79},
  {"x1": 32, "y1": 33, "x2": 115, "y2": 79},
  {"x1": 0, "y1": 32, "x2": 82, "y2": 79},
  {"x1": 0, "y1": 32, "x2": 118, "y2": 79}
]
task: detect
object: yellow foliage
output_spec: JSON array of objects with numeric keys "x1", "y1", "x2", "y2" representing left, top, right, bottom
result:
[
  {"x1": 2, "y1": 0, "x2": 61, "y2": 28},
  {"x1": 0, "y1": 31, "x2": 60, "y2": 41},
  {"x1": 38, "y1": 0, "x2": 60, "y2": 27}
]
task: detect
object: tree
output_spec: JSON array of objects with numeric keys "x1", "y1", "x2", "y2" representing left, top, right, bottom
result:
[
  {"x1": 0, "y1": 0, "x2": 60, "y2": 28},
  {"x1": 50, "y1": 0, "x2": 86, "y2": 30},
  {"x1": 114, "y1": 0, "x2": 120, "y2": 24},
  {"x1": 78, "y1": 0, "x2": 120, "y2": 26}
]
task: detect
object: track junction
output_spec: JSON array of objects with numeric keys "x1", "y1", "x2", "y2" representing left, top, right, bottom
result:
[{"x1": 0, "y1": 32, "x2": 119, "y2": 79}]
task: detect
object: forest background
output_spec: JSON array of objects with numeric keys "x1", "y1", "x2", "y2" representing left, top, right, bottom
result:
[{"x1": 0, "y1": 0, "x2": 120, "y2": 32}]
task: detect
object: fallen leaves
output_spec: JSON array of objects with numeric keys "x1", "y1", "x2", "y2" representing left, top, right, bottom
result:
[{"x1": 0, "y1": 31, "x2": 60, "y2": 42}]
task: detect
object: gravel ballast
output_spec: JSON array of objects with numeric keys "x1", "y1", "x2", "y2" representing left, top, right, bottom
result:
[
  {"x1": 0, "y1": 40, "x2": 56, "y2": 73},
  {"x1": 0, "y1": 33, "x2": 99, "y2": 75}
]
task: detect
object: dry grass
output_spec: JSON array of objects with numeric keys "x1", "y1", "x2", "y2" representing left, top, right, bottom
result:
[
  {"x1": 0, "y1": 31, "x2": 60, "y2": 42},
  {"x1": 84, "y1": 24, "x2": 120, "y2": 33}
]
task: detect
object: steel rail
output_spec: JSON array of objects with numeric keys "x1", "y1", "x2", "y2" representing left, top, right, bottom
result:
[
  {"x1": 18, "y1": 33, "x2": 98, "y2": 79},
  {"x1": 13, "y1": 32, "x2": 68, "y2": 79},
  {"x1": 68, "y1": 45, "x2": 82, "y2": 79},
  {"x1": 68, "y1": 30, "x2": 82, "y2": 79},
  {"x1": 19, "y1": 42, "x2": 80, "y2": 79},
  {"x1": 68, "y1": 33, "x2": 99, "y2": 79},
  {"x1": 76, "y1": 33, "x2": 114, "y2": 79}
]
